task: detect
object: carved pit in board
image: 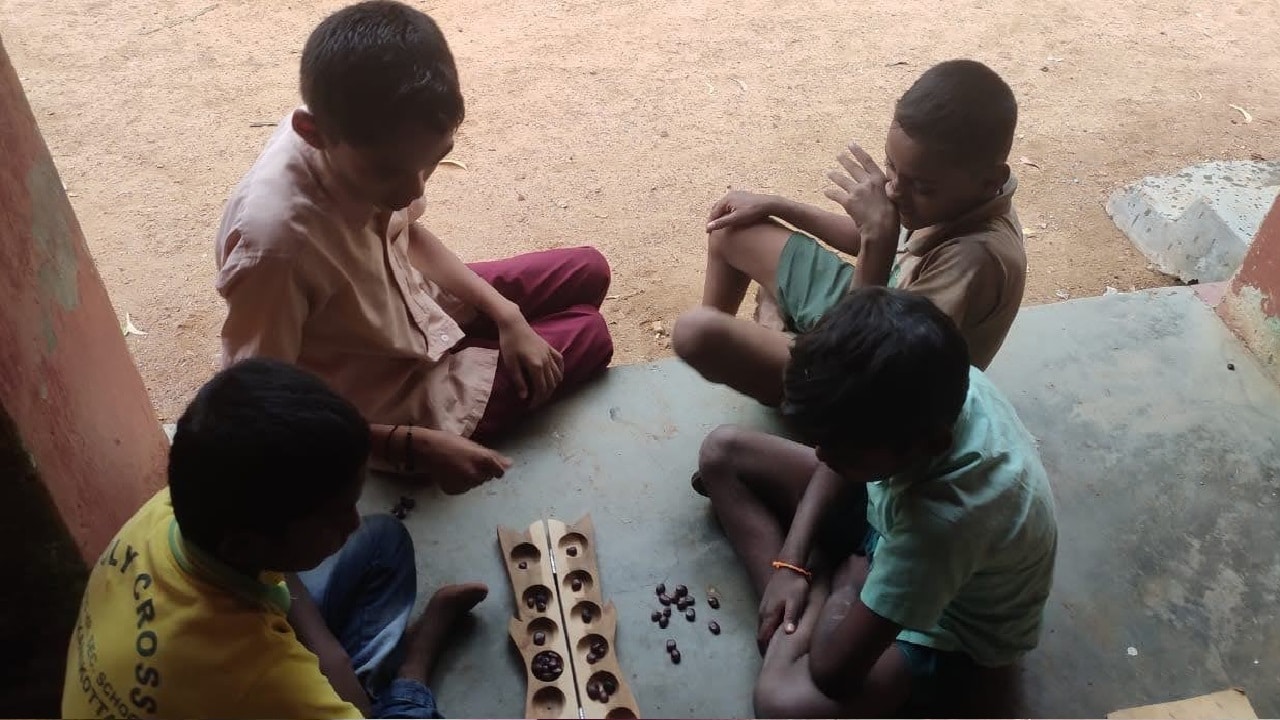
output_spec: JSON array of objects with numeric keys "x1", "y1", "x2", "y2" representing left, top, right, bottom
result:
[
  {"x1": 570, "y1": 599, "x2": 603, "y2": 627},
  {"x1": 532, "y1": 686, "x2": 567, "y2": 716},
  {"x1": 577, "y1": 633, "x2": 610, "y2": 665},
  {"x1": 557, "y1": 531, "x2": 589, "y2": 557},
  {"x1": 510, "y1": 541, "x2": 542, "y2": 566},
  {"x1": 576, "y1": 633, "x2": 608, "y2": 654},
  {"x1": 530, "y1": 649, "x2": 566, "y2": 681},
  {"x1": 526, "y1": 616, "x2": 560, "y2": 648},
  {"x1": 522, "y1": 584, "x2": 554, "y2": 614},
  {"x1": 562, "y1": 569, "x2": 594, "y2": 595},
  {"x1": 584, "y1": 669, "x2": 622, "y2": 706}
]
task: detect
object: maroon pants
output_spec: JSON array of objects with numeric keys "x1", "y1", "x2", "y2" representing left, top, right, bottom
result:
[{"x1": 462, "y1": 246, "x2": 614, "y2": 441}]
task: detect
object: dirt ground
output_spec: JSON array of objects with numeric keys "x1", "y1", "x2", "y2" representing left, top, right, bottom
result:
[{"x1": 2, "y1": 0, "x2": 1277, "y2": 421}]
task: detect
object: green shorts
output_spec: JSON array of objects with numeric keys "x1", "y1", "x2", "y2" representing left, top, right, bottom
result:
[{"x1": 775, "y1": 232, "x2": 855, "y2": 333}]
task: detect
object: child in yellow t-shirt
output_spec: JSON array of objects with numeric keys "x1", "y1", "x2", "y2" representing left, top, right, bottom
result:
[{"x1": 62, "y1": 359, "x2": 486, "y2": 719}]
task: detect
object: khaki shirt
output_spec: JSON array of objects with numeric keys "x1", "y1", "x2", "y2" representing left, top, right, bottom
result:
[
  {"x1": 891, "y1": 177, "x2": 1026, "y2": 369},
  {"x1": 214, "y1": 119, "x2": 498, "y2": 437}
]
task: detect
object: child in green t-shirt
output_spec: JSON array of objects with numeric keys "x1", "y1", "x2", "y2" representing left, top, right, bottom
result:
[{"x1": 696, "y1": 287, "x2": 1057, "y2": 716}]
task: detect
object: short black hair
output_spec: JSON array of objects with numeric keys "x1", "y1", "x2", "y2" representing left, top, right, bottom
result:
[
  {"x1": 893, "y1": 59, "x2": 1017, "y2": 168},
  {"x1": 782, "y1": 288, "x2": 971, "y2": 453},
  {"x1": 300, "y1": 0, "x2": 464, "y2": 146},
  {"x1": 168, "y1": 359, "x2": 370, "y2": 552}
]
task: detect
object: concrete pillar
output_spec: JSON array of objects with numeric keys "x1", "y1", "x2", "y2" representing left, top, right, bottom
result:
[
  {"x1": 1219, "y1": 196, "x2": 1280, "y2": 384},
  {"x1": 0, "y1": 37, "x2": 168, "y2": 715}
]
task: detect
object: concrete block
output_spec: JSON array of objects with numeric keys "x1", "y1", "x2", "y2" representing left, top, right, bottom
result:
[{"x1": 1107, "y1": 161, "x2": 1280, "y2": 282}]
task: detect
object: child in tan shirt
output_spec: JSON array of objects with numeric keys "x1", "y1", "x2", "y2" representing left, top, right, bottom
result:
[
  {"x1": 673, "y1": 60, "x2": 1025, "y2": 405},
  {"x1": 216, "y1": 1, "x2": 614, "y2": 493}
]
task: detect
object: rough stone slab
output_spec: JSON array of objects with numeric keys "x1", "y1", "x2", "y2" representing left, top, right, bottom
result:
[{"x1": 1107, "y1": 161, "x2": 1280, "y2": 282}]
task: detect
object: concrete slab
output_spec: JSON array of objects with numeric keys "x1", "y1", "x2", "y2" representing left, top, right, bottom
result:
[
  {"x1": 987, "y1": 288, "x2": 1280, "y2": 718},
  {"x1": 363, "y1": 288, "x2": 1280, "y2": 718},
  {"x1": 1107, "y1": 161, "x2": 1280, "y2": 282}
]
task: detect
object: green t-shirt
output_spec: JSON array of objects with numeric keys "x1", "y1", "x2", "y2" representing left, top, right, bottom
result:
[{"x1": 861, "y1": 367, "x2": 1058, "y2": 667}]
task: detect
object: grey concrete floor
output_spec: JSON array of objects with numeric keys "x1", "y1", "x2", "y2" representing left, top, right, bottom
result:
[{"x1": 361, "y1": 287, "x2": 1280, "y2": 718}]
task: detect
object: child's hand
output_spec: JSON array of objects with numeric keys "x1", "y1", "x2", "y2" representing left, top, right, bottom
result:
[
  {"x1": 824, "y1": 144, "x2": 899, "y2": 246},
  {"x1": 498, "y1": 320, "x2": 565, "y2": 406},
  {"x1": 762, "y1": 580, "x2": 831, "y2": 665},
  {"x1": 706, "y1": 190, "x2": 779, "y2": 232},
  {"x1": 757, "y1": 570, "x2": 811, "y2": 654},
  {"x1": 416, "y1": 430, "x2": 514, "y2": 494}
]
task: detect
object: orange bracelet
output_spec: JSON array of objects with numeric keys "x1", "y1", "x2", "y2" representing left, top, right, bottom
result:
[{"x1": 771, "y1": 560, "x2": 812, "y2": 580}]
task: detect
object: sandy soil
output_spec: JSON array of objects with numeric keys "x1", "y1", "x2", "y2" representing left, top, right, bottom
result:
[{"x1": 2, "y1": 0, "x2": 1277, "y2": 421}]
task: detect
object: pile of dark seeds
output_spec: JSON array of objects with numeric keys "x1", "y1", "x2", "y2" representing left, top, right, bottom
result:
[
  {"x1": 648, "y1": 582, "x2": 722, "y2": 662},
  {"x1": 389, "y1": 496, "x2": 416, "y2": 520},
  {"x1": 585, "y1": 674, "x2": 618, "y2": 703},
  {"x1": 531, "y1": 650, "x2": 564, "y2": 681}
]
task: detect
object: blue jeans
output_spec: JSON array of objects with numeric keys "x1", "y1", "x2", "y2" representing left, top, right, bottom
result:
[{"x1": 299, "y1": 514, "x2": 443, "y2": 719}]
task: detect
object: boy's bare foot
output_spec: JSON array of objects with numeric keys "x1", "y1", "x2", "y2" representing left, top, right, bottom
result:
[
  {"x1": 691, "y1": 470, "x2": 708, "y2": 497},
  {"x1": 398, "y1": 582, "x2": 489, "y2": 682}
]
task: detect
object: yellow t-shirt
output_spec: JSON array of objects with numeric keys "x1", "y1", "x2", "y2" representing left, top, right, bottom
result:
[{"x1": 62, "y1": 489, "x2": 361, "y2": 719}]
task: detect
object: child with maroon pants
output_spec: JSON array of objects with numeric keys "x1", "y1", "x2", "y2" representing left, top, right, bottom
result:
[{"x1": 215, "y1": 1, "x2": 612, "y2": 495}]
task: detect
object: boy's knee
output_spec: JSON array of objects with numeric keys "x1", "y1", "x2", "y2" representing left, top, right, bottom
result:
[
  {"x1": 698, "y1": 424, "x2": 747, "y2": 478},
  {"x1": 671, "y1": 307, "x2": 723, "y2": 364},
  {"x1": 569, "y1": 246, "x2": 612, "y2": 302},
  {"x1": 361, "y1": 513, "x2": 414, "y2": 563},
  {"x1": 706, "y1": 225, "x2": 745, "y2": 260},
  {"x1": 580, "y1": 309, "x2": 614, "y2": 370},
  {"x1": 753, "y1": 670, "x2": 801, "y2": 719}
]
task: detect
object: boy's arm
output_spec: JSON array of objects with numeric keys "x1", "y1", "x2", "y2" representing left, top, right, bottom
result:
[
  {"x1": 776, "y1": 463, "x2": 845, "y2": 575},
  {"x1": 706, "y1": 191, "x2": 863, "y2": 255},
  {"x1": 218, "y1": 252, "x2": 309, "y2": 364},
  {"x1": 405, "y1": 224, "x2": 523, "y2": 328},
  {"x1": 369, "y1": 423, "x2": 512, "y2": 495},
  {"x1": 758, "y1": 464, "x2": 846, "y2": 647},
  {"x1": 807, "y1": 590, "x2": 902, "y2": 698},
  {"x1": 406, "y1": 224, "x2": 564, "y2": 404},
  {"x1": 814, "y1": 508, "x2": 983, "y2": 698},
  {"x1": 771, "y1": 198, "x2": 864, "y2": 256},
  {"x1": 284, "y1": 573, "x2": 373, "y2": 717}
]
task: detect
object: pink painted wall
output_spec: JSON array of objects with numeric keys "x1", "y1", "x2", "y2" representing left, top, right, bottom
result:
[
  {"x1": 1219, "y1": 195, "x2": 1280, "y2": 382},
  {"x1": 0, "y1": 39, "x2": 167, "y2": 563}
]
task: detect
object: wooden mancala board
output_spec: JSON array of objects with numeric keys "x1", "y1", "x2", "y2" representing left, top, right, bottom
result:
[{"x1": 498, "y1": 515, "x2": 640, "y2": 719}]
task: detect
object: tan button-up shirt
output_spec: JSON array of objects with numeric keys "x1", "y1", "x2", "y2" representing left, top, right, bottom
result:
[
  {"x1": 214, "y1": 121, "x2": 499, "y2": 437},
  {"x1": 891, "y1": 177, "x2": 1026, "y2": 369}
]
